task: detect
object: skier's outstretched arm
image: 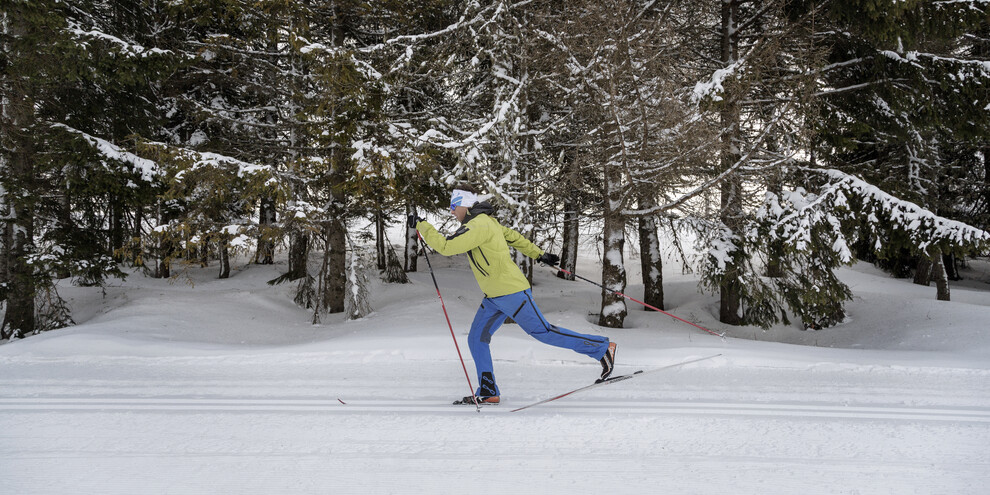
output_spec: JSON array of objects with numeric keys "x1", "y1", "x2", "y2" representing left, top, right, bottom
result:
[{"x1": 416, "y1": 220, "x2": 484, "y2": 256}]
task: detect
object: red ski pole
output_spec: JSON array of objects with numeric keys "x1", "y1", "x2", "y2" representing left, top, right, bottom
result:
[
  {"x1": 417, "y1": 230, "x2": 481, "y2": 411},
  {"x1": 549, "y1": 264, "x2": 725, "y2": 339}
]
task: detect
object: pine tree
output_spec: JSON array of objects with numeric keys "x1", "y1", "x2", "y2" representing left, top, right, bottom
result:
[
  {"x1": 2, "y1": 0, "x2": 173, "y2": 336},
  {"x1": 811, "y1": 0, "x2": 989, "y2": 301}
]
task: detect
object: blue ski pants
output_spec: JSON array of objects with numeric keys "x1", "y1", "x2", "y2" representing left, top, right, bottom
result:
[{"x1": 468, "y1": 288, "x2": 610, "y2": 397}]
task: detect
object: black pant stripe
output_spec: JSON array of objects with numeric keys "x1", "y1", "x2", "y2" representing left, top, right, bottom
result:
[{"x1": 524, "y1": 292, "x2": 607, "y2": 344}]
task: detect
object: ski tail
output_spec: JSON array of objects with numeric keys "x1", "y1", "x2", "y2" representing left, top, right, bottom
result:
[{"x1": 510, "y1": 354, "x2": 722, "y2": 413}]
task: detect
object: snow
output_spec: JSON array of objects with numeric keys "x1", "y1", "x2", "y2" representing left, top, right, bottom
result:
[
  {"x1": 69, "y1": 27, "x2": 173, "y2": 58},
  {"x1": 1, "y1": 246, "x2": 989, "y2": 494},
  {"x1": 692, "y1": 61, "x2": 743, "y2": 103},
  {"x1": 53, "y1": 124, "x2": 160, "y2": 180}
]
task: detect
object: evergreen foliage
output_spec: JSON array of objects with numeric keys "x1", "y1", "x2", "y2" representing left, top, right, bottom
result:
[{"x1": 1, "y1": 0, "x2": 987, "y2": 339}]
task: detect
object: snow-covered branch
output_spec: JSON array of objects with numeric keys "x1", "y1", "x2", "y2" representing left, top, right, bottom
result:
[
  {"x1": 762, "y1": 168, "x2": 990, "y2": 260},
  {"x1": 815, "y1": 168, "x2": 990, "y2": 250},
  {"x1": 52, "y1": 124, "x2": 160, "y2": 180},
  {"x1": 53, "y1": 124, "x2": 274, "y2": 182},
  {"x1": 67, "y1": 26, "x2": 174, "y2": 58}
]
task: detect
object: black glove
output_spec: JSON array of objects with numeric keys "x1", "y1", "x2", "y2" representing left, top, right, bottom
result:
[
  {"x1": 407, "y1": 214, "x2": 425, "y2": 229},
  {"x1": 536, "y1": 252, "x2": 560, "y2": 266}
]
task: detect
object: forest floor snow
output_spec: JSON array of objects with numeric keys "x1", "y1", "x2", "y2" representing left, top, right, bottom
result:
[{"x1": 1, "y1": 255, "x2": 989, "y2": 494}]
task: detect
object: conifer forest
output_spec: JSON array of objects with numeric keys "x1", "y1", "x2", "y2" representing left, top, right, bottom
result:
[{"x1": 1, "y1": 0, "x2": 988, "y2": 340}]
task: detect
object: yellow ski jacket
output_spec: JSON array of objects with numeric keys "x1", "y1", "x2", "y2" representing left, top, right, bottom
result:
[{"x1": 416, "y1": 202, "x2": 544, "y2": 298}]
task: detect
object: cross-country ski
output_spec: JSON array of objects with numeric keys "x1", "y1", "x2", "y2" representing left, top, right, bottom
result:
[{"x1": 510, "y1": 354, "x2": 722, "y2": 412}]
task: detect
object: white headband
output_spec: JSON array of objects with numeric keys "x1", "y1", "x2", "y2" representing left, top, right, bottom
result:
[{"x1": 450, "y1": 189, "x2": 479, "y2": 211}]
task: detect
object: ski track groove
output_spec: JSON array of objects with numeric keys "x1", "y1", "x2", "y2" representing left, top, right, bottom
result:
[{"x1": 1, "y1": 397, "x2": 988, "y2": 423}]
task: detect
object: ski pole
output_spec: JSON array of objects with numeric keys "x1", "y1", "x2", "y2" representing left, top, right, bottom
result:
[
  {"x1": 416, "y1": 226, "x2": 481, "y2": 412},
  {"x1": 544, "y1": 264, "x2": 726, "y2": 339}
]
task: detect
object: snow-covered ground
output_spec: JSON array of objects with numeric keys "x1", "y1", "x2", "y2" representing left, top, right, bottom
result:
[{"x1": 2, "y1": 250, "x2": 989, "y2": 494}]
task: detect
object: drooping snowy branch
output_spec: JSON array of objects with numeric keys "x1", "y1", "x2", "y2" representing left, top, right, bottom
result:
[
  {"x1": 66, "y1": 25, "x2": 175, "y2": 58},
  {"x1": 759, "y1": 168, "x2": 990, "y2": 260},
  {"x1": 54, "y1": 124, "x2": 275, "y2": 182},
  {"x1": 819, "y1": 168, "x2": 990, "y2": 250},
  {"x1": 52, "y1": 124, "x2": 160, "y2": 180}
]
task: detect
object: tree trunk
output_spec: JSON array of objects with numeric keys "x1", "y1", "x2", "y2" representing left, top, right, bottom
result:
[
  {"x1": 56, "y1": 188, "x2": 72, "y2": 279},
  {"x1": 718, "y1": 204, "x2": 744, "y2": 326},
  {"x1": 558, "y1": 198, "x2": 579, "y2": 281},
  {"x1": 288, "y1": 229, "x2": 309, "y2": 280},
  {"x1": 255, "y1": 196, "x2": 275, "y2": 264},
  {"x1": 599, "y1": 176, "x2": 627, "y2": 328},
  {"x1": 0, "y1": 204, "x2": 7, "y2": 293},
  {"x1": 218, "y1": 237, "x2": 230, "y2": 279},
  {"x1": 375, "y1": 206, "x2": 386, "y2": 271},
  {"x1": 1, "y1": 6, "x2": 37, "y2": 338},
  {"x1": 110, "y1": 198, "x2": 123, "y2": 261},
  {"x1": 153, "y1": 201, "x2": 172, "y2": 279},
  {"x1": 913, "y1": 256, "x2": 933, "y2": 286},
  {"x1": 984, "y1": 145, "x2": 990, "y2": 223},
  {"x1": 133, "y1": 203, "x2": 145, "y2": 266},
  {"x1": 404, "y1": 202, "x2": 418, "y2": 272},
  {"x1": 520, "y1": 251, "x2": 533, "y2": 283},
  {"x1": 637, "y1": 196, "x2": 664, "y2": 311},
  {"x1": 765, "y1": 171, "x2": 784, "y2": 278},
  {"x1": 195, "y1": 240, "x2": 208, "y2": 267},
  {"x1": 718, "y1": 0, "x2": 744, "y2": 326},
  {"x1": 931, "y1": 246, "x2": 950, "y2": 301},
  {"x1": 322, "y1": 217, "x2": 347, "y2": 313}
]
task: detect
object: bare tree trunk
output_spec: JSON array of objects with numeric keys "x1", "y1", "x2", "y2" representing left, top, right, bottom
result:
[
  {"x1": 218, "y1": 237, "x2": 230, "y2": 279},
  {"x1": 558, "y1": 152, "x2": 580, "y2": 281},
  {"x1": 599, "y1": 170, "x2": 627, "y2": 328},
  {"x1": 637, "y1": 195, "x2": 664, "y2": 311},
  {"x1": 404, "y1": 202, "x2": 418, "y2": 272},
  {"x1": 558, "y1": 197, "x2": 579, "y2": 281},
  {"x1": 931, "y1": 246, "x2": 950, "y2": 301},
  {"x1": 375, "y1": 206, "x2": 386, "y2": 271},
  {"x1": 322, "y1": 216, "x2": 347, "y2": 313}
]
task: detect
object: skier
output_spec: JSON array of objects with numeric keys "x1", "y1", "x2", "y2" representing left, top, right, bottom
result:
[{"x1": 410, "y1": 185, "x2": 616, "y2": 405}]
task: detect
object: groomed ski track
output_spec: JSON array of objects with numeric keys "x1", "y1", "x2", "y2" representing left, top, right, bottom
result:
[
  {"x1": 2, "y1": 397, "x2": 989, "y2": 422},
  {"x1": 2, "y1": 353, "x2": 988, "y2": 495}
]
